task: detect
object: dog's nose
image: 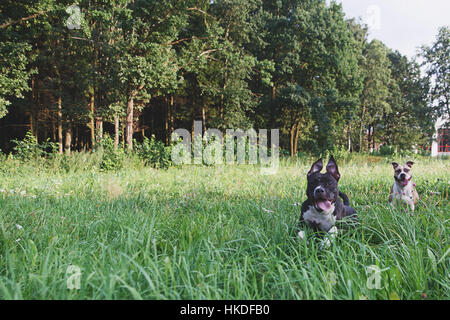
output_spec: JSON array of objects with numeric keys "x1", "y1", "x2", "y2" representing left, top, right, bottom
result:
[
  {"x1": 314, "y1": 187, "x2": 325, "y2": 197},
  {"x1": 400, "y1": 173, "x2": 406, "y2": 179}
]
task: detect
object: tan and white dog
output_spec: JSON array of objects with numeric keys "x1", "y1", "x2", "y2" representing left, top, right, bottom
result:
[{"x1": 389, "y1": 161, "x2": 419, "y2": 212}]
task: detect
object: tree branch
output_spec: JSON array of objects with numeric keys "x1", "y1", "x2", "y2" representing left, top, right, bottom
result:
[
  {"x1": 0, "y1": 11, "x2": 46, "y2": 29},
  {"x1": 197, "y1": 49, "x2": 217, "y2": 59},
  {"x1": 167, "y1": 36, "x2": 211, "y2": 46},
  {"x1": 187, "y1": 7, "x2": 214, "y2": 18}
]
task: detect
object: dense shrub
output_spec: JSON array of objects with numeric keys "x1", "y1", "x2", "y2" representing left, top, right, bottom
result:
[
  {"x1": 11, "y1": 131, "x2": 58, "y2": 161},
  {"x1": 99, "y1": 135, "x2": 126, "y2": 171},
  {"x1": 135, "y1": 136, "x2": 173, "y2": 169},
  {"x1": 378, "y1": 145, "x2": 396, "y2": 156}
]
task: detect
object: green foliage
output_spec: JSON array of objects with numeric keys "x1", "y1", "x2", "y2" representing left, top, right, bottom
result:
[
  {"x1": 0, "y1": 42, "x2": 36, "y2": 118},
  {"x1": 0, "y1": 0, "x2": 445, "y2": 156},
  {"x1": 135, "y1": 136, "x2": 173, "y2": 169},
  {"x1": 99, "y1": 135, "x2": 126, "y2": 171},
  {"x1": 421, "y1": 26, "x2": 450, "y2": 123},
  {"x1": 11, "y1": 131, "x2": 58, "y2": 161},
  {"x1": 380, "y1": 51, "x2": 432, "y2": 149},
  {"x1": 378, "y1": 145, "x2": 396, "y2": 156}
]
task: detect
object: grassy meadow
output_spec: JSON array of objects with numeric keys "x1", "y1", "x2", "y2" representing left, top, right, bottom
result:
[{"x1": 0, "y1": 154, "x2": 448, "y2": 299}]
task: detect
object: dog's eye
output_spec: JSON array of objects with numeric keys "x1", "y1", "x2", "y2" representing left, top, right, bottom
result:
[
  {"x1": 395, "y1": 169, "x2": 401, "y2": 174},
  {"x1": 404, "y1": 168, "x2": 409, "y2": 173}
]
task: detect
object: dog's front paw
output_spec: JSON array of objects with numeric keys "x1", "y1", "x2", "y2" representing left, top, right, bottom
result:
[
  {"x1": 298, "y1": 230, "x2": 305, "y2": 240},
  {"x1": 319, "y1": 238, "x2": 331, "y2": 250}
]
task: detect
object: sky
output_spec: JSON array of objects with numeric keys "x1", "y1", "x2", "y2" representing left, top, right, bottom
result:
[{"x1": 328, "y1": 0, "x2": 450, "y2": 59}]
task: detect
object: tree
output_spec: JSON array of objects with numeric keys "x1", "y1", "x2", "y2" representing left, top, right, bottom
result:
[
  {"x1": 117, "y1": 0, "x2": 188, "y2": 150},
  {"x1": 254, "y1": 0, "x2": 363, "y2": 154},
  {"x1": 421, "y1": 26, "x2": 450, "y2": 125},
  {"x1": 380, "y1": 51, "x2": 432, "y2": 150},
  {"x1": 278, "y1": 83, "x2": 310, "y2": 157},
  {"x1": 0, "y1": 0, "x2": 43, "y2": 118},
  {"x1": 0, "y1": 42, "x2": 35, "y2": 118},
  {"x1": 359, "y1": 40, "x2": 392, "y2": 151}
]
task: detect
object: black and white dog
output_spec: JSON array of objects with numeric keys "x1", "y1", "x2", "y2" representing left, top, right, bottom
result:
[
  {"x1": 389, "y1": 161, "x2": 419, "y2": 212},
  {"x1": 298, "y1": 156, "x2": 357, "y2": 248}
]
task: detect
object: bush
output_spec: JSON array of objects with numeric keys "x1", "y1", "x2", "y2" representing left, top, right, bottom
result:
[
  {"x1": 99, "y1": 135, "x2": 126, "y2": 171},
  {"x1": 11, "y1": 131, "x2": 58, "y2": 161},
  {"x1": 329, "y1": 145, "x2": 352, "y2": 163},
  {"x1": 378, "y1": 145, "x2": 396, "y2": 156},
  {"x1": 135, "y1": 136, "x2": 173, "y2": 169}
]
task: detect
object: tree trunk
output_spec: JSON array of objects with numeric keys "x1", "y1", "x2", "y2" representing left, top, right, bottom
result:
[
  {"x1": 96, "y1": 116, "x2": 103, "y2": 143},
  {"x1": 52, "y1": 118, "x2": 56, "y2": 141},
  {"x1": 290, "y1": 122, "x2": 296, "y2": 158},
  {"x1": 372, "y1": 125, "x2": 375, "y2": 151},
  {"x1": 30, "y1": 75, "x2": 37, "y2": 140},
  {"x1": 126, "y1": 95, "x2": 134, "y2": 150},
  {"x1": 65, "y1": 124, "x2": 72, "y2": 155},
  {"x1": 166, "y1": 95, "x2": 175, "y2": 144},
  {"x1": 272, "y1": 85, "x2": 277, "y2": 129},
  {"x1": 220, "y1": 58, "x2": 228, "y2": 121},
  {"x1": 57, "y1": 95, "x2": 63, "y2": 154},
  {"x1": 359, "y1": 104, "x2": 366, "y2": 152},
  {"x1": 114, "y1": 115, "x2": 120, "y2": 149},
  {"x1": 202, "y1": 105, "x2": 206, "y2": 135},
  {"x1": 170, "y1": 95, "x2": 174, "y2": 136},
  {"x1": 122, "y1": 120, "x2": 125, "y2": 147},
  {"x1": 29, "y1": 113, "x2": 34, "y2": 137},
  {"x1": 75, "y1": 125, "x2": 79, "y2": 150},
  {"x1": 89, "y1": 95, "x2": 95, "y2": 149},
  {"x1": 347, "y1": 123, "x2": 352, "y2": 152},
  {"x1": 34, "y1": 113, "x2": 39, "y2": 142},
  {"x1": 165, "y1": 97, "x2": 169, "y2": 145},
  {"x1": 151, "y1": 106, "x2": 154, "y2": 137},
  {"x1": 294, "y1": 121, "x2": 300, "y2": 156},
  {"x1": 191, "y1": 98, "x2": 196, "y2": 140},
  {"x1": 140, "y1": 111, "x2": 145, "y2": 140}
]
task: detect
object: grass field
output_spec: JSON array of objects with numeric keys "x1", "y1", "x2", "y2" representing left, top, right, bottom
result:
[{"x1": 0, "y1": 155, "x2": 448, "y2": 299}]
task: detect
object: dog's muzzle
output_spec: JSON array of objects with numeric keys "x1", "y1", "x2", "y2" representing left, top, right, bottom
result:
[{"x1": 313, "y1": 187, "x2": 334, "y2": 211}]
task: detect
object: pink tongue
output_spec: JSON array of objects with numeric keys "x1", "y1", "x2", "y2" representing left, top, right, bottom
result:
[
  {"x1": 317, "y1": 200, "x2": 331, "y2": 211},
  {"x1": 401, "y1": 180, "x2": 409, "y2": 186}
]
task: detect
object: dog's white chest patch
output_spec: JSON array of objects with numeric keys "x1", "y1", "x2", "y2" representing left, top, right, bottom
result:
[
  {"x1": 303, "y1": 205, "x2": 336, "y2": 231},
  {"x1": 393, "y1": 183, "x2": 413, "y2": 202}
]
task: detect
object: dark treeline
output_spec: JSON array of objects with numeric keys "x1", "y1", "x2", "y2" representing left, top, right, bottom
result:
[{"x1": 0, "y1": 0, "x2": 448, "y2": 155}]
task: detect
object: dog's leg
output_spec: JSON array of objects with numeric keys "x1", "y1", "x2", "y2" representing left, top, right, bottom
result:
[
  {"x1": 389, "y1": 185, "x2": 394, "y2": 206},
  {"x1": 409, "y1": 193, "x2": 416, "y2": 212},
  {"x1": 390, "y1": 198, "x2": 396, "y2": 208},
  {"x1": 320, "y1": 226, "x2": 338, "y2": 249},
  {"x1": 390, "y1": 192, "x2": 400, "y2": 208}
]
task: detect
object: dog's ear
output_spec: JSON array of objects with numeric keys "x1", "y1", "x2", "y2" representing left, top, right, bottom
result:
[
  {"x1": 406, "y1": 161, "x2": 414, "y2": 167},
  {"x1": 326, "y1": 155, "x2": 340, "y2": 181},
  {"x1": 307, "y1": 158, "x2": 323, "y2": 177},
  {"x1": 392, "y1": 162, "x2": 399, "y2": 169}
]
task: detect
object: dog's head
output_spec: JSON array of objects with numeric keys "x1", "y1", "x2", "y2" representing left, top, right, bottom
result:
[
  {"x1": 306, "y1": 156, "x2": 340, "y2": 212},
  {"x1": 392, "y1": 161, "x2": 414, "y2": 187}
]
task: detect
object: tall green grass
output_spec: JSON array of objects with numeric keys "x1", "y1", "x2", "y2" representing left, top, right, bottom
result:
[{"x1": 0, "y1": 155, "x2": 448, "y2": 299}]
